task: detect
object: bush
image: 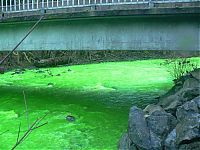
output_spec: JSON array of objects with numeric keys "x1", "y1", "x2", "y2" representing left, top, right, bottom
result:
[{"x1": 163, "y1": 58, "x2": 198, "y2": 81}]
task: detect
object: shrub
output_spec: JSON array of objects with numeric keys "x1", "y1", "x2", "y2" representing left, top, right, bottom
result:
[{"x1": 163, "y1": 58, "x2": 198, "y2": 81}]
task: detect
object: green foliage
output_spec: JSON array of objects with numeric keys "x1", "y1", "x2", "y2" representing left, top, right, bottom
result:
[{"x1": 163, "y1": 58, "x2": 198, "y2": 81}]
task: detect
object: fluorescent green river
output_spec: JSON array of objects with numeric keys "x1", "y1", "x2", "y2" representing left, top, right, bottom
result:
[{"x1": 0, "y1": 58, "x2": 195, "y2": 150}]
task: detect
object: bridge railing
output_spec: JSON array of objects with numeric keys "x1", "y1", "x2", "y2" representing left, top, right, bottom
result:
[{"x1": 0, "y1": 0, "x2": 199, "y2": 13}]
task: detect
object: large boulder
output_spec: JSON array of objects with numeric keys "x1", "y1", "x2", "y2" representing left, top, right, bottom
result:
[
  {"x1": 146, "y1": 110, "x2": 177, "y2": 138},
  {"x1": 128, "y1": 106, "x2": 151, "y2": 149},
  {"x1": 176, "y1": 98, "x2": 199, "y2": 121},
  {"x1": 176, "y1": 113, "x2": 200, "y2": 146}
]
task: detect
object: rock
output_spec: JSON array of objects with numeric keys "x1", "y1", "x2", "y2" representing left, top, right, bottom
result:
[
  {"x1": 193, "y1": 96, "x2": 200, "y2": 109},
  {"x1": 143, "y1": 104, "x2": 164, "y2": 115},
  {"x1": 176, "y1": 113, "x2": 200, "y2": 145},
  {"x1": 11, "y1": 69, "x2": 25, "y2": 75},
  {"x1": 128, "y1": 106, "x2": 151, "y2": 149},
  {"x1": 66, "y1": 115, "x2": 76, "y2": 122},
  {"x1": 190, "y1": 69, "x2": 200, "y2": 80},
  {"x1": 178, "y1": 141, "x2": 200, "y2": 150},
  {"x1": 119, "y1": 70, "x2": 200, "y2": 150},
  {"x1": 118, "y1": 133, "x2": 137, "y2": 150},
  {"x1": 182, "y1": 88, "x2": 200, "y2": 102},
  {"x1": 149, "y1": 130, "x2": 162, "y2": 150},
  {"x1": 146, "y1": 110, "x2": 177, "y2": 138},
  {"x1": 159, "y1": 87, "x2": 199, "y2": 115},
  {"x1": 36, "y1": 70, "x2": 45, "y2": 73},
  {"x1": 0, "y1": 66, "x2": 5, "y2": 74},
  {"x1": 164, "y1": 129, "x2": 177, "y2": 150},
  {"x1": 176, "y1": 99, "x2": 199, "y2": 121},
  {"x1": 47, "y1": 83, "x2": 54, "y2": 87},
  {"x1": 183, "y1": 78, "x2": 199, "y2": 89}
]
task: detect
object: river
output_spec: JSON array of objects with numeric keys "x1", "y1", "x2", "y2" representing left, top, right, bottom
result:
[{"x1": 0, "y1": 58, "x2": 189, "y2": 149}]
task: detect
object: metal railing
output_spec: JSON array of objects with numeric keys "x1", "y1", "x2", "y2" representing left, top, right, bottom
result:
[{"x1": 0, "y1": 0, "x2": 199, "y2": 13}]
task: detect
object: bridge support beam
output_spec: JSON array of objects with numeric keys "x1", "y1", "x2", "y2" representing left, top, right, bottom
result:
[{"x1": 0, "y1": 15, "x2": 199, "y2": 51}]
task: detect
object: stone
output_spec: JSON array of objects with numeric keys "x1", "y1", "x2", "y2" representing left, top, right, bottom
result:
[
  {"x1": 0, "y1": 66, "x2": 5, "y2": 74},
  {"x1": 128, "y1": 106, "x2": 151, "y2": 149},
  {"x1": 164, "y1": 129, "x2": 177, "y2": 150},
  {"x1": 193, "y1": 96, "x2": 200, "y2": 109},
  {"x1": 182, "y1": 88, "x2": 200, "y2": 102},
  {"x1": 119, "y1": 70, "x2": 200, "y2": 150},
  {"x1": 149, "y1": 130, "x2": 162, "y2": 150},
  {"x1": 118, "y1": 133, "x2": 137, "y2": 150},
  {"x1": 146, "y1": 110, "x2": 177, "y2": 138},
  {"x1": 176, "y1": 113, "x2": 200, "y2": 145},
  {"x1": 66, "y1": 115, "x2": 76, "y2": 122},
  {"x1": 178, "y1": 141, "x2": 200, "y2": 150},
  {"x1": 183, "y1": 78, "x2": 199, "y2": 89},
  {"x1": 143, "y1": 104, "x2": 164, "y2": 115},
  {"x1": 176, "y1": 100, "x2": 199, "y2": 121},
  {"x1": 190, "y1": 69, "x2": 200, "y2": 80}
]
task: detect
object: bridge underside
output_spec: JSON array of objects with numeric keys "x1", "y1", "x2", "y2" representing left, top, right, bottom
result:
[{"x1": 0, "y1": 14, "x2": 199, "y2": 51}]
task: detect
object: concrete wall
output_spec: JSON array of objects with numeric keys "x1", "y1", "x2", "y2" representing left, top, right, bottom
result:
[{"x1": 0, "y1": 15, "x2": 199, "y2": 51}]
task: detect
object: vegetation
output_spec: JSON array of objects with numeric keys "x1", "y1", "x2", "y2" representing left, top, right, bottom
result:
[{"x1": 162, "y1": 57, "x2": 199, "y2": 82}]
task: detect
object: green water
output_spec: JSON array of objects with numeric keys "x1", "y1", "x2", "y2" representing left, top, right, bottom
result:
[{"x1": 0, "y1": 58, "x2": 188, "y2": 149}]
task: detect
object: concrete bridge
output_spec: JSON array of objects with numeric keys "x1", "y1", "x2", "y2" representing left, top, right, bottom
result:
[{"x1": 0, "y1": 0, "x2": 199, "y2": 51}]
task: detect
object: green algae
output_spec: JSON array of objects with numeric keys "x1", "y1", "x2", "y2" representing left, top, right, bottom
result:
[{"x1": 0, "y1": 58, "x2": 199, "y2": 149}]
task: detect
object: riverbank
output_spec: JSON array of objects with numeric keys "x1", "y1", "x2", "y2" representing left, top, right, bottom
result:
[
  {"x1": 0, "y1": 50, "x2": 199, "y2": 71},
  {"x1": 119, "y1": 69, "x2": 200, "y2": 150}
]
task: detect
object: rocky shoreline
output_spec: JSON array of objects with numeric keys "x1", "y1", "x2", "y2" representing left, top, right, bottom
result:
[{"x1": 119, "y1": 69, "x2": 200, "y2": 150}]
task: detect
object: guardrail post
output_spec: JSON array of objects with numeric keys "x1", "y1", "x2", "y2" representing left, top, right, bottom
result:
[
  {"x1": 42, "y1": 0, "x2": 44, "y2": 8},
  {"x1": 62, "y1": 0, "x2": 64, "y2": 7},
  {"x1": 1, "y1": 0, "x2": 3, "y2": 12},
  {"x1": 19, "y1": 0, "x2": 21, "y2": 11},
  {"x1": 28, "y1": 0, "x2": 29, "y2": 10},
  {"x1": 14, "y1": 0, "x2": 17, "y2": 11},
  {"x1": 23, "y1": 0, "x2": 25, "y2": 10},
  {"x1": 149, "y1": 0, "x2": 154, "y2": 8},
  {"x1": 6, "y1": 0, "x2": 7, "y2": 12},
  {"x1": 37, "y1": 0, "x2": 38, "y2": 9},
  {"x1": 32, "y1": 0, "x2": 34, "y2": 9},
  {"x1": 10, "y1": 0, "x2": 12, "y2": 11}
]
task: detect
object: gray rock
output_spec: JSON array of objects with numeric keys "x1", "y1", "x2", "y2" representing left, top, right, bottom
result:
[
  {"x1": 176, "y1": 113, "x2": 200, "y2": 145},
  {"x1": 164, "y1": 129, "x2": 177, "y2": 150},
  {"x1": 149, "y1": 130, "x2": 162, "y2": 150},
  {"x1": 183, "y1": 78, "x2": 199, "y2": 89},
  {"x1": 176, "y1": 100, "x2": 199, "y2": 121},
  {"x1": 190, "y1": 69, "x2": 200, "y2": 80},
  {"x1": 0, "y1": 66, "x2": 5, "y2": 74},
  {"x1": 182, "y1": 88, "x2": 200, "y2": 102},
  {"x1": 159, "y1": 87, "x2": 199, "y2": 115},
  {"x1": 193, "y1": 96, "x2": 200, "y2": 109},
  {"x1": 178, "y1": 141, "x2": 200, "y2": 150},
  {"x1": 146, "y1": 110, "x2": 177, "y2": 138},
  {"x1": 118, "y1": 133, "x2": 137, "y2": 150},
  {"x1": 143, "y1": 104, "x2": 164, "y2": 115},
  {"x1": 128, "y1": 106, "x2": 151, "y2": 149}
]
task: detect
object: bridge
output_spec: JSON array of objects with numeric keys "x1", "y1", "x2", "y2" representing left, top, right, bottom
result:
[{"x1": 0, "y1": 0, "x2": 199, "y2": 51}]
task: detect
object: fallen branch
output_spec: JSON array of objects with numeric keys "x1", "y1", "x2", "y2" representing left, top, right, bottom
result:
[{"x1": 11, "y1": 113, "x2": 48, "y2": 150}]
